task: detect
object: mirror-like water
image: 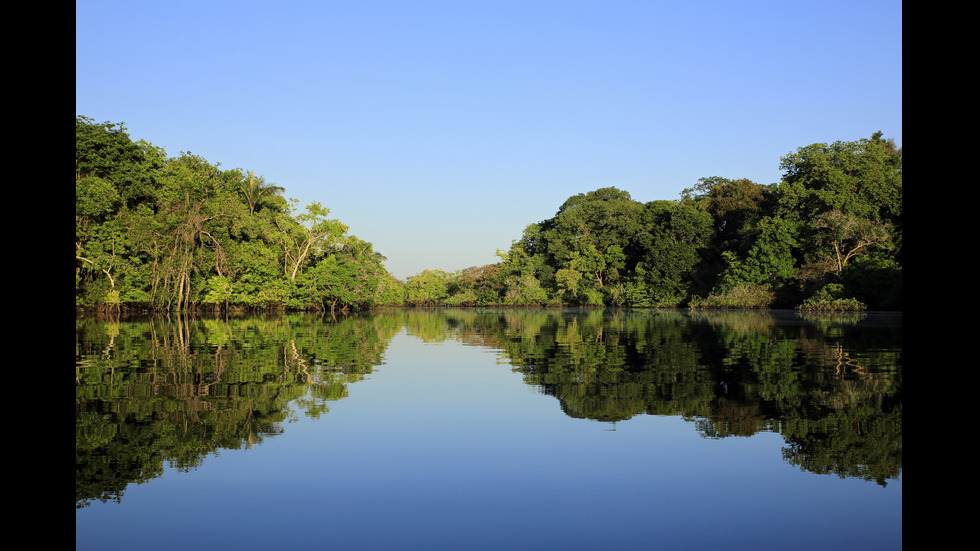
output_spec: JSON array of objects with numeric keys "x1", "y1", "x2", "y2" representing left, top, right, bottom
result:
[{"x1": 76, "y1": 308, "x2": 902, "y2": 550}]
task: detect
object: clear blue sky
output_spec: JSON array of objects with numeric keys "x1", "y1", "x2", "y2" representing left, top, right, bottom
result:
[{"x1": 76, "y1": 0, "x2": 902, "y2": 280}]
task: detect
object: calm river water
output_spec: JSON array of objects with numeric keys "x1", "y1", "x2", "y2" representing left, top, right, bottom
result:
[{"x1": 76, "y1": 308, "x2": 902, "y2": 550}]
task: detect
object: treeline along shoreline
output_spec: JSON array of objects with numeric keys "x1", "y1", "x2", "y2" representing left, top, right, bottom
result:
[{"x1": 76, "y1": 116, "x2": 902, "y2": 313}]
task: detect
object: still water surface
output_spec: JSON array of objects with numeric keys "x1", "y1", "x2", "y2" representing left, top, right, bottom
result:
[{"x1": 76, "y1": 308, "x2": 902, "y2": 550}]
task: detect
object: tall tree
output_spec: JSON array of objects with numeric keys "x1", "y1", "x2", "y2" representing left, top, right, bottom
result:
[
  {"x1": 239, "y1": 171, "x2": 285, "y2": 215},
  {"x1": 76, "y1": 117, "x2": 167, "y2": 307},
  {"x1": 302, "y1": 235, "x2": 394, "y2": 311},
  {"x1": 533, "y1": 187, "x2": 645, "y2": 304},
  {"x1": 278, "y1": 201, "x2": 349, "y2": 281},
  {"x1": 630, "y1": 200, "x2": 714, "y2": 306},
  {"x1": 776, "y1": 132, "x2": 902, "y2": 291},
  {"x1": 682, "y1": 176, "x2": 773, "y2": 249},
  {"x1": 778, "y1": 132, "x2": 902, "y2": 222}
]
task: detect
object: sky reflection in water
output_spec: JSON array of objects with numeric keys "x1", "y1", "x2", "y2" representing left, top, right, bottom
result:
[{"x1": 76, "y1": 310, "x2": 901, "y2": 551}]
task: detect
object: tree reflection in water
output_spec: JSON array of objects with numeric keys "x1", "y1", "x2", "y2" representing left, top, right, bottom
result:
[{"x1": 76, "y1": 308, "x2": 901, "y2": 508}]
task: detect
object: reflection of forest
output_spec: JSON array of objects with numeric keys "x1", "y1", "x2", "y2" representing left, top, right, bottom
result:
[
  {"x1": 76, "y1": 308, "x2": 902, "y2": 508},
  {"x1": 75, "y1": 312, "x2": 402, "y2": 508},
  {"x1": 432, "y1": 308, "x2": 902, "y2": 487}
]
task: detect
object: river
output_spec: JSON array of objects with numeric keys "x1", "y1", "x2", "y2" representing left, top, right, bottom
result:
[{"x1": 76, "y1": 308, "x2": 902, "y2": 550}]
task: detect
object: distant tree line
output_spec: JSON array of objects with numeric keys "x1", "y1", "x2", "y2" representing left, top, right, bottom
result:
[{"x1": 77, "y1": 116, "x2": 901, "y2": 312}]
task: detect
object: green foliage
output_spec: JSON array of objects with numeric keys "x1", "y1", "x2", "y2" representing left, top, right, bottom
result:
[
  {"x1": 445, "y1": 133, "x2": 899, "y2": 310},
  {"x1": 494, "y1": 245, "x2": 553, "y2": 305},
  {"x1": 403, "y1": 269, "x2": 452, "y2": 306},
  {"x1": 77, "y1": 118, "x2": 902, "y2": 311},
  {"x1": 797, "y1": 283, "x2": 868, "y2": 312},
  {"x1": 239, "y1": 170, "x2": 285, "y2": 215},
  {"x1": 712, "y1": 216, "x2": 800, "y2": 303},
  {"x1": 76, "y1": 116, "x2": 401, "y2": 312},
  {"x1": 776, "y1": 132, "x2": 902, "y2": 287},
  {"x1": 779, "y1": 131, "x2": 902, "y2": 221},
  {"x1": 444, "y1": 288, "x2": 479, "y2": 306},
  {"x1": 201, "y1": 276, "x2": 234, "y2": 305},
  {"x1": 690, "y1": 283, "x2": 777, "y2": 309},
  {"x1": 445, "y1": 264, "x2": 506, "y2": 306},
  {"x1": 75, "y1": 116, "x2": 167, "y2": 211},
  {"x1": 840, "y1": 257, "x2": 901, "y2": 310},
  {"x1": 76, "y1": 313, "x2": 403, "y2": 507},
  {"x1": 682, "y1": 176, "x2": 774, "y2": 246},
  {"x1": 301, "y1": 244, "x2": 392, "y2": 311},
  {"x1": 631, "y1": 200, "x2": 715, "y2": 305}
]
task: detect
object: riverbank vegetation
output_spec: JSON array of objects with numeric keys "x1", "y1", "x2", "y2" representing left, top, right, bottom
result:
[{"x1": 77, "y1": 116, "x2": 901, "y2": 312}]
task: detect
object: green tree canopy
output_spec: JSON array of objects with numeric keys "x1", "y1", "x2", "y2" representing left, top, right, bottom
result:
[{"x1": 76, "y1": 116, "x2": 398, "y2": 312}]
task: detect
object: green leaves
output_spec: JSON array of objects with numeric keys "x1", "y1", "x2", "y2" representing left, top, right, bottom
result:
[
  {"x1": 76, "y1": 117, "x2": 901, "y2": 312},
  {"x1": 778, "y1": 131, "x2": 902, "y2": 222},
  {"x1": 404, "y1": 269, "x2": 452, "y2": 306},
  {"x1": 239, "y1": 170, "x2": 285, "y2": 215},
  {"x1": 76, "y1": 116, "x2": 397, "y2": 311}
]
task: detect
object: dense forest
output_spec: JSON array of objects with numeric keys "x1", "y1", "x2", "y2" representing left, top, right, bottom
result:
[{"x1": 76, "y1": 116, "x2": 902, "y2": 312}]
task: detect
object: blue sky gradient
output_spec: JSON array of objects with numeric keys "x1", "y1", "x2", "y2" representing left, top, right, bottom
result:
[{"x1": 76, "y1": 0, "x2": 902, "y2": 280}]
